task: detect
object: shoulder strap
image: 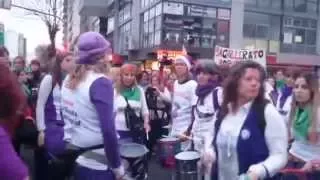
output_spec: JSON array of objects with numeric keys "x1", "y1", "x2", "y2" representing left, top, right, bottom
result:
[
  {"x1": 212, "y1": 88, "x2": 220, "y2": 111},
  {"x1": 254, "y1": 100, "x2": 268, "y2": 134},
  {"x1": 124, "y1": 97, "x2": 131, "y2": 108}
]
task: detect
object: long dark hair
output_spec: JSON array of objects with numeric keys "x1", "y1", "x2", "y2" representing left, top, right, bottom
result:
[
  {"x1": 51, "y1": 52, "x2": 71, "y2": 87},
  {"x1": 218, "y1": 61, "x2": 267, "y2": 120},
  {"x1": 289, "y1": 72, "x2": 319, "y2": 140}
]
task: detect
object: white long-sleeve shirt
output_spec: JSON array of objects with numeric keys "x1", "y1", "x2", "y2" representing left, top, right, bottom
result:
[
  {"x1": 114, "y1": 86, "x2": 149, "y2": 131},
  {"x1": 206, "y1": 101, "x2": 288, "y2": 179},
  {"x1": 36, "y1": 75, "x2": 62, "y2": 131}
]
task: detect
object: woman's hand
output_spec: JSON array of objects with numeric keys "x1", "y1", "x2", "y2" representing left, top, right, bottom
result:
[
  {"x1": 308, "y1": 131, "x2": 318, "y2": 144},
  {"x1": 301, "y1": 161, "x2": 313, "y2": 172},
  {"x1": 144, "y1": 122, "x2": 151, "y2": 133},
  {"x1": 37, "y1": 131, "x2": 45, "y2": 147},
  {"x1": 246, "y1": 171, "x2": 259, "y2": 180}
]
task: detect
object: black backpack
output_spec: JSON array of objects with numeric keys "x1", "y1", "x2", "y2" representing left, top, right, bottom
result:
[
  {"x1": 215, "y1": 99, "x2": 269, "y2": 135},
  {"x1": 124, "y1": 97, "x2": 145, "y2": 143}
]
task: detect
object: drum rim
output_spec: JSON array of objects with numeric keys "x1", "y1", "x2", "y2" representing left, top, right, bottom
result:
[
  {"x1": 175, "y1": 151, "x2": 200, "y2": 160},
  {"x1": 119, "y1": 143, "x2": 149, "y2": 158},
  {"x1": 159, "y1": 137, "x2": 179, "y2": 142}
]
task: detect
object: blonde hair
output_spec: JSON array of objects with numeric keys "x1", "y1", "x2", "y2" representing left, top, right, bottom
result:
[{"x1": 67, "y1": 59, "x2": 110, "y2": 90}]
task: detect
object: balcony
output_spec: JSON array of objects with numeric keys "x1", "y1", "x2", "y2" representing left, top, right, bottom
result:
[{"x1": 79, "y1": 0, "x2": 114, "y2": 16}]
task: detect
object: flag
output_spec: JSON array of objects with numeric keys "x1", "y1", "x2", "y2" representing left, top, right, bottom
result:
[{"x1": 182, "y1": 44, "x2": 187, "y2": 55}]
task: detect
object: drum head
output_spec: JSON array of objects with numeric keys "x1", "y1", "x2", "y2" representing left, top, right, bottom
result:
[
  {"x1": 159, "y1": 137, "x2": 179, "y2": 142},
  {"x1": 175, "y1": 151, "x2": 200, "y2": 160},
  {"x1": 119, "y1": 143, "x2": 149, "y2": 158}
]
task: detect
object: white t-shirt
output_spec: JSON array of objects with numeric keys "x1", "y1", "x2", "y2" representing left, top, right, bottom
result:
[
  {"x1": 114, "y1": 86, "x2": 149, "y2": 131},
  {"x1": 171, "y1": 79, "x2": 197, "y2": 136},
  {"x1": 61, "y1": 71, "x2": 105, "y2": 147},
  {"x1": 191, "y1": 87, "x2": 223, "y2": 152}
]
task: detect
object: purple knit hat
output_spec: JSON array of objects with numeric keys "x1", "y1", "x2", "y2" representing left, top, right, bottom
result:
[{"x1": 76, "y1": 32, "x2": 112, "y2": 65}]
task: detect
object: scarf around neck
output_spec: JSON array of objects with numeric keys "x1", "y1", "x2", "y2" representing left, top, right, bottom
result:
[
  {"x1": 121, "y1": 86, "x2": 141, "y2": 101},
  {"x1": 196, "y1": 80, "x2": 218, "y2": 105},
  {"x1": 293, "y1": 106, "x2": 311, "y2": 141}
]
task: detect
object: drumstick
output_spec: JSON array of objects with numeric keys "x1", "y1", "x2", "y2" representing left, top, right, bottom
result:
[{"x1": 146, "y1": 132, "x2": 149, "y2": 140}]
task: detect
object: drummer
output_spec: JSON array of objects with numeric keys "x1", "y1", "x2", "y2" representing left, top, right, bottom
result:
[
  {"x1": 171, "y1": 55, "x2": 197, "y2": 149},
  {"x1": 114, "y1": 63, "x2": 150, "y2": 144},
  {"x1": 188, "y1": 59, "x2": 223, "y2": 153},
  {"x1": 203, "y1": 61, "x2": 288, "y2": 180},
  {"x1": 61, "y1": 32, "x2": 125, "y2": 179}
]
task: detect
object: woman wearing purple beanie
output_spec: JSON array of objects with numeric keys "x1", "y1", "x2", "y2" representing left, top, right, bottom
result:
[{"x1": 61, "y1": 32, "x2": 126, "y2": 180}]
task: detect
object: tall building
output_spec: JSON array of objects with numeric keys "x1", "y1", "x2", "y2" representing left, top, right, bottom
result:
[
  {"x1": 4, "y1": 30, "x2": 27, "y2": 59},
  {"x1": 63, "y1": 0, "x2": 102, "y2": 51},
  {"x1": 77, "y1": 0, "x2": 320, "y2": 67}
]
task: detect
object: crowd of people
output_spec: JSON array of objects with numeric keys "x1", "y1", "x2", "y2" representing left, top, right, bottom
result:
[{"x1": 0, "y1": 31, "x2": 319, "y2": 180}]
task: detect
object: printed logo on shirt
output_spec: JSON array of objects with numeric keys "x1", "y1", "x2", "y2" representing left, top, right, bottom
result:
[
  {"x1": 62, "y1": 99, "x2": 79, "y2": 126},
  {"x1": 241, "y1": 129, "x2": 251, "y2": 140}
]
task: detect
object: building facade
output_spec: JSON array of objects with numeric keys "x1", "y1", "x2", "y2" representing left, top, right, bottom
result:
[
  {"x1": 78, "y1": 0, "x2": 320, "y2": 66},
  {"x1": 4, "y1": 30, "x2": 27, "y2": 59}
]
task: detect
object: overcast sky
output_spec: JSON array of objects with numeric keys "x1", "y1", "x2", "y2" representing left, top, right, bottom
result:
[{"x1": 0, "y1": 0, "x2": 63, "y2": 59}]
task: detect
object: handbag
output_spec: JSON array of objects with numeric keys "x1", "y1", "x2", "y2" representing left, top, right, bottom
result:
[{"x1": 124, "y1": 97, "x2": 145, "y2": 143}]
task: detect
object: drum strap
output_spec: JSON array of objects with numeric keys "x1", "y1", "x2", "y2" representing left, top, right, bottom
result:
[{"x1": 47, "y1": 144, "x2": 104, "y2": 179}]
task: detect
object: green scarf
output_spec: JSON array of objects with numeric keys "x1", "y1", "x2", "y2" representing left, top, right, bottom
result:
[
  {"x1": 121, "y1": 86, "x2": 141, "y2": 101},
  {"x1": 293, "y1": 107, "x2": 311, "y2": 141},
  {"x1": 276, "y1": 80, "x2": 285, "y2": 90}
]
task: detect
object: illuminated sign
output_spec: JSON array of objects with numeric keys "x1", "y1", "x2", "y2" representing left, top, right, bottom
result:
[{"x1": 157, "y1": 50, "x2": 184, "y2": 60}]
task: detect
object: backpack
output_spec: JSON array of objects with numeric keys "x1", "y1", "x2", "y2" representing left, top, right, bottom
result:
[
  {"x1": 215, "y1": 99, "x2": 268, "y2": 135},
  {"x1": 124, "y1": 97, "x2": 145, "y2": 143},
  {"x1": 186, "y1": 88, "x2": 221, "y2": 134}
]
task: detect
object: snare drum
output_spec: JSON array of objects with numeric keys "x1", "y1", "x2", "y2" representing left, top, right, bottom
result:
[
  {"x1": 158, "y1": 137, "x2": 181, "y2": 169},
  {"x1": 120, "y1": 143, "x2": 149, "y2": 180},
  {"x1": 175, "y1": 151, "x2": 200, "y2": 180},
  {"x1": 73, "y1": 149, "x2": 115, "y2": 180}
]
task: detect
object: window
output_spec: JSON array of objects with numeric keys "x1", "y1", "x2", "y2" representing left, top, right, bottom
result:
[
  {"x1": 243, "y1": 24, "x2": 256, "y2": 37},
  {"x1": 256, "y1": 25, "x2": 269, "y2": 38},
  {"x1": 141, "y1": 0, "x2": 145, "y2": 8},
  {"x1": 307, "y1": 0, "x2": 318, "y2": 13},
  {"x1": 155, "y1": 31, "x2": 161, "y2": 45},
  {"x1": 258, "y1": 0, "x2": 271, "y2": 8},
  {"x1": 271, "y1": 0, "x2": 281, "y2": 9},
  {"x1": 144, "y1": 11, "x2": 149, "y2": 22},
  {"x1": 149, "y1": 19, "x2": 155, "y2": 32},
  {"x1": 124, "y1": 6, "x2": 131, "y2": 21},
  {"x1": 284, "y1": 0, "x2": 317, "y2": 12},
  {"x1": 245, "y1": 0, "x2": 257, "y2": 6},
  {"x1": 119, "y1": 21, "x2": 131, "y2": 53},
  {"x1": 149, "y1": 7, "x2": 156, "y2": 19},
  {"x1": 305, "y1": 30, "x2": 316, "y2": 45},
  {"x1": 281, "y1": 16, "x2": 317, "y2": 54},
  {"x1": 155, "y1": 3, "x2": 162, "y2": 16},
  {"x1": 243, "y1": 12, "x2": 280, "y2": 40},
  {"x1": 155, "y1": 16, "x2": 162, "y2": 30},
  {"x1": 295, "y1": 0, "x2": 307, "y2": 12},
  {"x1": 284, "y1": 0, "x2": 294, "y2": 10}
]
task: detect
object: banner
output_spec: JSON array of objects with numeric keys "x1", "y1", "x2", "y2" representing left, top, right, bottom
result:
[{"x1": 214, "y1": 46, "x2": 266, "y2": 67}]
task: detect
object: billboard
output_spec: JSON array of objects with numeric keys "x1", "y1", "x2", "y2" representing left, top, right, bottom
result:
[{"x1": 214, "y1": 45, "x2": 266, "y2": 68}]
